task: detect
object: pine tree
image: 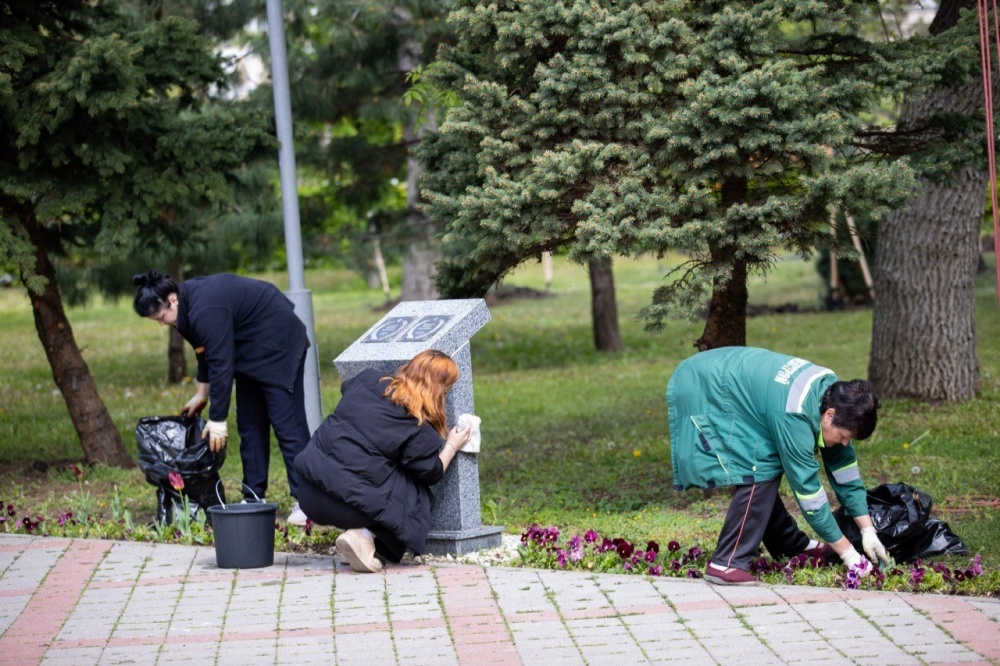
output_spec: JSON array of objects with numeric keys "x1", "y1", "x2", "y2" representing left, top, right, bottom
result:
[
  {"x1": 56, "y1": 2, "x2": 283, "y2": 380},
  {"x1": 242, "y1": 0, "x2": 453, "y2": 300},
  {"x1": 422, "y1": 0, "x2": 937, "y2": 349},
  {"x1": 0, "y1": 0, "x2": 273, "y2": 466}
]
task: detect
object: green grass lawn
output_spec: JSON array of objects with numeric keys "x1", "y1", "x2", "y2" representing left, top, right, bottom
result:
[{"x1": 1, "y1": 252, "x2": 998, "y2": 585}]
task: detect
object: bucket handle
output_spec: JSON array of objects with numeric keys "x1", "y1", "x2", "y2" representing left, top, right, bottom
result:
[{"x1": 214, "y1": 479, "x2": 264, "y2": 510}]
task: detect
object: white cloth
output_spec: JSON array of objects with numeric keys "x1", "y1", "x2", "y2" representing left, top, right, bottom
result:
[{"x1": 456, "y1": 414, "x2": 482, "y2": 454}]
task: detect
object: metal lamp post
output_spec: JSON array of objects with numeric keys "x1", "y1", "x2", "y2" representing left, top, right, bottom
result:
[{"x1": 264, "y1": 0, "x2": 323, "y2": 432}]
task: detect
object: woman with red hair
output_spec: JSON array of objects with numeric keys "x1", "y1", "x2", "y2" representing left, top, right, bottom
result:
[{"x1": 294, "y1": 350, "x2": 472, "y2": 572}]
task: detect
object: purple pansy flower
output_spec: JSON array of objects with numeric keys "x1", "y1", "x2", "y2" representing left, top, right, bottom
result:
[{"x1": 616, "y1": 540, "x2": 635, "y2": 560}]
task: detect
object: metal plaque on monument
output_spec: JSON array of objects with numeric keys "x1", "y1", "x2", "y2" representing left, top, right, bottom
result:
[{"x1": 333, "y1": 299, "x2": 503, "y2": 556}]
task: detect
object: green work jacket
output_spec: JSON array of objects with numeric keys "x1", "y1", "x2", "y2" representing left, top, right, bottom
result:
[{"x1": 666, "y1": 347, "x2": 869, "y2": 543}]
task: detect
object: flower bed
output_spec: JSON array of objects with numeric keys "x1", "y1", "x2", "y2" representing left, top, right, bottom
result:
[
  {"x1": 0, "y1": 490, "x2": 334, "y2": 553},
  {"x1": 1, "y1": 476, "x2": 996, "y2": 597},
  {"x1": 517, "y1": 524, "x2": 999, "y2": 596}
]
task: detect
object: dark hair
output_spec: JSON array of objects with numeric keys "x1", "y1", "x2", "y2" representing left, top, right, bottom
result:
[
  {"x1": 132, "y1": 271, "x2": 179, "y2": 317},
  {"x1": 820, "y1": 380, "x2": 880, "y2": 440}
]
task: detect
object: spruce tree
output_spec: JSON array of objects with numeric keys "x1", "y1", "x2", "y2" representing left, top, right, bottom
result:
[
  {"x1": 55, "y1": 2, "x2": 282, "y2": 380},
  {"x1": 240, "y1": 0, "x2": 454, "y2": 300},
  {"x1": 422, "y1": 0, "x2": 936, "y2": 349},
  {"x1": 0, "y1": 0, "x2": 273, "y2": 466}
]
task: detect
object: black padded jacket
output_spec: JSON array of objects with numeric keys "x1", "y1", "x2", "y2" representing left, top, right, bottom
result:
[{"x1": 293, "y1": 369, "x2": 445, "y2": 553}]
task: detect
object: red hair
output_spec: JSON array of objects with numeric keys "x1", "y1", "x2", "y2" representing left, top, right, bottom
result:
[{"x1": 383, "y1": 350, "x2": 458, "y2": 436}]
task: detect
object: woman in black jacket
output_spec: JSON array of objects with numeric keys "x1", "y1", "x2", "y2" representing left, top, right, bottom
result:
[
  {"x1": 293, "y1": 350, "x2": 472, "y2": 573},
  {"x1": 132, "y1": 271, "x2": 311, "y2": 525}
]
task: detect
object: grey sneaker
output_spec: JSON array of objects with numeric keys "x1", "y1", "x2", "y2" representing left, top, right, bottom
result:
[
  {"x1": 286, "y1": 502, "x2": 308, "y2": 526},
  {"x1": 336, "y1": 529, "x2": 382, "y2": 573}
]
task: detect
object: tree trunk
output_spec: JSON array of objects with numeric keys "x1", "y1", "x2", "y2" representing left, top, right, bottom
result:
[
  {"x1": 371, "y1": 225, "x2": 392, "y2": 302},
  {"x1": 397, "y1": 7, "x2": 440, "y2": 302},
  {"x1": 168, "y1": 327, "x2": 187, "y2": 384},
  {"x1": 695, "y1": 176, "x2": 749, "y2": 350},
  {"x1": 869, "y1": 91, "x2": 982, "y2": 401},
  {"x1": 695, "y1": 252, "x2": 748, "y2": 351},
  {"x1": 869, "y1": 0, "x2": 982, "y2": 402},
  {"x1": 22, "y1": 214, "x2": 135, "y2": 467},
  {"x1": 400, "y1": 144, "x2": 441, "y2": 300},
  {"x1": 589, "y1": 257, "x2": 623, "y2": 352},
  {"x1": 167, "y1": 260, "x2": 186, "y2": 383}
]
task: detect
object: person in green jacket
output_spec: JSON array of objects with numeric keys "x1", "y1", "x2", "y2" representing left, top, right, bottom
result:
[{"x1": 666, "y1": 346, "x2": 890, "y2": 585}]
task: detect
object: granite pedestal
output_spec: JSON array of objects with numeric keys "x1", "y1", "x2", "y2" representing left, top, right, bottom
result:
[{"x1": 333, "y1": 299, "x2": 503, "y2": 556}]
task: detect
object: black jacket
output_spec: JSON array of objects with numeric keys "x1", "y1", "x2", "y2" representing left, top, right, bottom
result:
[
  {"x1": 293, "y1": 369, "x2": 445, "y2": 553},
  {"x1": 175, "y1": 274, "x2": 308, "y2": 422}
]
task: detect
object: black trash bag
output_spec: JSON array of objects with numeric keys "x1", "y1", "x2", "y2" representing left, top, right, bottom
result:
[
  {"x1": 833, "y1": 483, "x2": 968, "y2": 563},
  {"x1": 154, "y1": 474, "x2": 227, "y2": 526},
  {"x1": 136, "y1": 416, "x2": 226, "y2": 526},
  {"x1": 914, "y1": 517, "x2": 968, "y2": 559}
]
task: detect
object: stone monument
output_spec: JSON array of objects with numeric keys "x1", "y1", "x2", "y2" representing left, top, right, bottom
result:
[{"x1": 333, "y1": 299, "x2": 503, "y2": 555}]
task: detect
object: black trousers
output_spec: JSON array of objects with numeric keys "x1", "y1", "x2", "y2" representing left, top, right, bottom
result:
[
  {"x1": 234, "y1": 351, "x2": 310, "y2": 501},
  {"x1": 297, "y1": 478, "x2": 408, "y2": 563},
  {"x1": 711, "y1": 475, "x2": 811, "y2": 571}
]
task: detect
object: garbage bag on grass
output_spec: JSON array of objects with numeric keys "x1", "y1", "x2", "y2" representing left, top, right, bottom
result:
[
  {"x1": 136, "y1": 416, "x2": 226, "y2": 525},
  {"x1": 833, "y1": 483, "x2": 967, "y2": 563}
]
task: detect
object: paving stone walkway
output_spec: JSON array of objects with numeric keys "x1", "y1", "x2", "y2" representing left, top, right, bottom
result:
[{"x1": 0, "y1": 534, "x2": 998, "y2": 665}]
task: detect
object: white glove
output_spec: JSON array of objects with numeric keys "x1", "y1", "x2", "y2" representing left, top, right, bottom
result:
[
  {"x1": 840, "y1": 546, "x2": 872, "y2": 577},
  {"x1": 181, "y1": 393, "x2": 208, "y2": 418},
  {"x1": 861, "y1": 527, "x2": 890, "y2": 566},
  {"x1": 202, "y1": 420, "x2": 228, "y2": 452}
]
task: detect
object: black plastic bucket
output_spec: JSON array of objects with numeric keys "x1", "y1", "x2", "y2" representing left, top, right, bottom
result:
[{"x1": 206, "y1": 484, "x2": 277, "y2": 568}]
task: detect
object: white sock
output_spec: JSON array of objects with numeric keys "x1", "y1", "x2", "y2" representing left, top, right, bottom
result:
[
  {"x1": 359, "y1": 527, "x2": 374, "y2": 540},
  {"x1": 806, "y1": 539, "x2": 820, "y2": 550}
]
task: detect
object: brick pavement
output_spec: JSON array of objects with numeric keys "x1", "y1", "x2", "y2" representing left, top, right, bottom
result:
[{"x1": 0, "y1": 534, "x2": 997, "y2": 665}]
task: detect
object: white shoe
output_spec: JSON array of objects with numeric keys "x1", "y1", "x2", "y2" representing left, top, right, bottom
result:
[
  {"x1": 336, "y1": 529, "x2": 382, "y2": 573},
  {"x1": 286, "y1": 502, "x2": 308, "y2": 526}
]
